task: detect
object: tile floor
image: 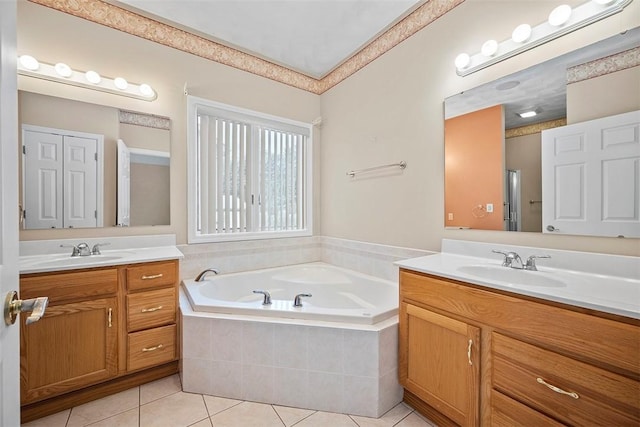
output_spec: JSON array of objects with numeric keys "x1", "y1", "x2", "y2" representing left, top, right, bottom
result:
[{"x1": 21, "y1": 375, "x2": 437, "y2": 427}]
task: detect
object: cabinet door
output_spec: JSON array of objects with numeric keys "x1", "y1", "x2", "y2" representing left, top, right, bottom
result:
[
  {"x1": 20, "y1": 297, "x2": 118, "y2": 404},
  {"x1": 400, "y1": 302, "x2": 480, "y2": 427}
]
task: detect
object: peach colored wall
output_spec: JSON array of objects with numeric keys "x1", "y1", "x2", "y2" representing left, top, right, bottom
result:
[{"x1": 445, "y1": 105, "x2": 504, "y2": 230}]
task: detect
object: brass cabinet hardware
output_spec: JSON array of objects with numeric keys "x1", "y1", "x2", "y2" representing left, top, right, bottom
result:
[
  {"x1": 108, "y1": 308, "x2": 113, "y2": 328},
  {"x1": 536, "y1": 377, "x2": 579, "y2": 399},
  {"x1": 141, "y1": 305, "x2": 163, "y2": 313},
  {"x1": 142, "y1": 344, "x2": 164, "y2": 352},
  {"x1": 141, "y1": 273, "x2": 163, "y2": 280},
  {"x1": 467, "y1": 339, "x2": 473, "y2": 366}
]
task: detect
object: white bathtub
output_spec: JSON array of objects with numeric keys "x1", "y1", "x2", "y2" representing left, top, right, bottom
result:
[
  {"x1": 180, "y1": 262, "x2": 403, "y2": 417},
  {"x1": 182, "y1": 262, "x2": 398, "y2": 324}
]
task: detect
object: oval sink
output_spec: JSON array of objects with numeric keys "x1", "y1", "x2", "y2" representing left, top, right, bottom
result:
[
  {"x1": 38, "y1": 255, "x2": 124, "y2": 268},
  {"x1": 457, "y1": 265, "x2": 566, "y2": 288}
]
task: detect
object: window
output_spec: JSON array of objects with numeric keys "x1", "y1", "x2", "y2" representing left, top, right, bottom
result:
[{"x1": 187, "y1": 96, "x2": 313, "y2": 243}]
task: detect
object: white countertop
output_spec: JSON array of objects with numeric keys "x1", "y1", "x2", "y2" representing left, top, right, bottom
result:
[
  {"x1": 20, "y1": 235, "x2": 183, "y2": 274},
  {"x1": 396, "y1": 240, "x2": 640, "y2": 320}
]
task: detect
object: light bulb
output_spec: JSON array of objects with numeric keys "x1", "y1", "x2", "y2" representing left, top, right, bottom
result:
[
  {"x1": 548, "y1": 5, "x2": 572, "y2": 26},
  {"x1": 455, "y1": 53, "x2": 470, "y2": 70},
  {"x1": 54, "y1": 62, "x2": 72, "y2": 78},
  {"x1": 139, "y1": 83, "x2": 155, "y2": 97},
  {"x1": 481, "y1": 40, "x2": 498, "y2": 57},
  {"x1": 85, "y1": 70, "x2": 101, "y2": 84},
  {"x1": 512, "y1": 24, "x2": 532, "y2": 43},
  {"x1": 114, "y1": 77, "x2": 128, "y2": 90},
  {"x1": 19, "y1": 55, "x2": 39, "y2": 71}
]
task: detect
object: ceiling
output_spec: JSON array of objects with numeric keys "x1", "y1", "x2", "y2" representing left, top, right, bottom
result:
[{"x1": 113, "y1": 0, "x2": 424, "y2": 79}]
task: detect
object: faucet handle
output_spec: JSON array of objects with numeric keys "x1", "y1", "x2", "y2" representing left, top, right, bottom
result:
[
  {"x1": 253, "y1": 290, "x2": 272, "y2": 305},
  {"x1": 60, "y1": 244, "x2": 80, "y2": 257},
  {"x1": 492, "y1": 250, "x2": 511, "y2": 267},
  {"x1": 92, "y1": 242, "x2": 110, "y2": 255},
  {"x1": 525, "y1": 255, "x2": 551, "y2": 271}
]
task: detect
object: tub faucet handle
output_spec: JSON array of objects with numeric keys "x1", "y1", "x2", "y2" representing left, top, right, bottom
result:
[
  {"x1": 293, "y1": 293, "x2": 312, "y2": 308},
  {"x1": 253, "y1": 290, "x2": 272, "y2": 305}
]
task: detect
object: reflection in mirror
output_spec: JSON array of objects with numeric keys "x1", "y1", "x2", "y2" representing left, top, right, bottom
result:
[
  {"x1": 18, "y1": 91, "x2": 171, "y2": 228},
  {"x1": 444, "y1": 27, "x2": 640, "y2": 236}
]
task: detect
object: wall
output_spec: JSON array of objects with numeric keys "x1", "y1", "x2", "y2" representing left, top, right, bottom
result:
[
  {"x1": 444, "y1": 105, "x2": 504, "y2": 230},
  {"x1": 320, "y1": 0, "x2": 640, "y2": 256},
  {"x1": 567, "y1": 66, "x2": 640, "y2": 124},
  {"x1": 17, "y1": 1, "x2": 321, "y2": 244},
  {"x1": 130, "y1": 163, "x2": 170, "y2": 226},
  {"x1": 505, "y1": 133, "x2": 542, "y2": 233}
]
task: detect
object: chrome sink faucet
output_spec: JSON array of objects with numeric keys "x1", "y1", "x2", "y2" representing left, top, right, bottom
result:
[
  {"x1": 524, "y1": 255, "x2": 551, "y2": 271},
  {"x1": 60, "y1": 242, "x2": 91, "y2": 257},
  {"x1": 492, "y1": 250, "x2": 524, "y2": 269}
]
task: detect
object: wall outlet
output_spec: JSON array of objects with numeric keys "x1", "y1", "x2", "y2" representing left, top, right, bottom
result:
[
  {"x1": 448, "y1": 213, "x2": 454, "y2": 221},
  {"x1": 486, "y1": 203, "x2": 494, "y2": 213}
]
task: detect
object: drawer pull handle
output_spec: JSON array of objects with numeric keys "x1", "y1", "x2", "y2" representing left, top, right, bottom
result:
[
  {"x1": 141, "y1": 306, "x2": 163, "y2": 313},
  {"x1": 108, "y1": 308, "x2": 112, "y2": 328},
  {"x1": 467, "y1": 339, "x2": 473, "y2": 366},
  {"x1": 142, "y1": 344, "x2": 164, "y2": 352},
  {"x1": 141, "y1": 273, "x2": 163, "y2": 280},
  {"x1": 536, "y1": 377, "x2": 579, "y2": 399}
]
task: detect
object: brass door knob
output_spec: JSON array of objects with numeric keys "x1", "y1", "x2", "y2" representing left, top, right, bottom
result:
[{"x1": 4, "y1": 291, "x2": 48, "y2": 326}]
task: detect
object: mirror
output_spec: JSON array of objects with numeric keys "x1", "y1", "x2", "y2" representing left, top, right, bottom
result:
[
  {"x1": 18, "y1": 91, "x2": 171, "y2": 228},
  {"x1": 444, "y1": 28, "x2": 640, "y2": 235}
]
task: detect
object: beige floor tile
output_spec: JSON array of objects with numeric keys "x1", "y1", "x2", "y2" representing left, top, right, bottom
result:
[
  {"x1": 293, "y1": 411, "x2": 358, "y2": 427},
  {"x1": 209, "y1": 401, "x2": 284, "y2": 427},
  {"x1": 140, "y1": 374, "x2": 183, "y2": 405},
  {"x1": 394, "y1": 412, "x2": 436, "y2": 427},
  {"x1": 140, "y1": 391, "x2": 209, "y2": 427},
  {"x1": 202, "y1": 395, "x2": 242, "y2": 416},
  {"x1": 88, "y1": 408, "x2": 139, "y2": 427},
  {"x1": 272, "y1": 405, "x2": 315, "y2": 426},
  {"x1": 67, "y1": 388, "x2": 140, "y2": 427},
  {"x1": 21, "y1": 409, "x2": 70, "y2": 427},
  {"x1": 350, "y1": 402, "x2": 413, "y2": 427},
  {"x1": 189, "y1": 419, "x2": 212, "y2": 427}
]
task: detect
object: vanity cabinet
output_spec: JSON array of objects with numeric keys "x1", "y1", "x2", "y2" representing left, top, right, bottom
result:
[
  {"x1": 399, "y1": 269, "x2": 640, "y2": 426},
  {"x1": 20, "y1": 259, "x2": 180, "y2": 422}
]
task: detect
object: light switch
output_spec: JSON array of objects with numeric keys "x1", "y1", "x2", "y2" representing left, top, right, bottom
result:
[{"x1": 448, "y1": 213, "x2": 454, "y2": 220}]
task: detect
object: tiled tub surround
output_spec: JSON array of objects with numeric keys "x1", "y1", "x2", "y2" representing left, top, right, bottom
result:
[{"x1": 178, "y1": 236, "x2": 433, "y2": 282}]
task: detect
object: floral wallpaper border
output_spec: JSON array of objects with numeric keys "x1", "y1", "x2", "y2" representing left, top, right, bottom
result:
[
  {"x1": 119, "y1": 109, "x2": 171, "y2": 130},
  {"x1": 29, "y1": 0, "x2": 464, "y2": 95},
  {"x1": 505, "y1": 118, "x2": 567, "y2": 139},
  {"x1": 567, "y1": 46, "x2": 640, "y2": 84}
]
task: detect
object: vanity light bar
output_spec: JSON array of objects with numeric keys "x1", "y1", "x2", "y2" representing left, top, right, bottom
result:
[
  {"x1": 17, "y1": 56, "x2": 157, "y2": 101},
  {"x1": 455, "y1": 0, "x2": 633, "y2": 76}
]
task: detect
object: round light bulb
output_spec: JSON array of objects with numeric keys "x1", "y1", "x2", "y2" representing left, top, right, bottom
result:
[
  {"x1": 139, "y1": 83, "x2": 155, "y2": 97},
  {"x1": 512, "y1": 24, "x2": 532, "y2": 43},
  {"x1": 455, "y1": 53, "x2": 471, "y2": 70},
  {"x1": 481, "y1": 40, "x2": 498, "y2": 57},
  {"x1": 85, "y1": 70, "x2": 101, "y2": 84},
  {"x1": 114, "y1": 77, "x2": 128, "y2": 90},
  {"x1": 19, "y1": 55, "x2": 39, "y2": 71},
  {"x1": 54, "y1": 62, "x2": 73, "y2": 78},
  {"x1": 548, "y1": 4, "x2": 572, "y2": 26}
]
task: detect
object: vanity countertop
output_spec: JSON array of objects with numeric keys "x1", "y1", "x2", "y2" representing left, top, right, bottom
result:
[
  {"x1": 396, "y1": 240, "x2": 640, "y2": 320},
  {"x1": 20, "y1": 245, "x2": 183, "y2": 275}
]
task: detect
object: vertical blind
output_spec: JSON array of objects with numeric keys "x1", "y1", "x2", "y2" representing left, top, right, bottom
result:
[{"x1": 197, "y1": 113, "x2": 307, "y2": 235}]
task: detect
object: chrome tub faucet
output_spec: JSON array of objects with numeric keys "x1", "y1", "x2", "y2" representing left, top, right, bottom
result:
[
  {"x1": 195, "y1": 268, "x2": 219, "y2": 281},
  {"x1": 253, "y1": 290, "x2": 272, "y2": 305}
]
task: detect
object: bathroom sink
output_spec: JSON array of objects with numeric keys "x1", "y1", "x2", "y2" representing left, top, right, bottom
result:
[
  {"x1": 456, "y1": 265, "x2": 566, "y2": 288},
  {"x1": 38, "y1": 255, "x2": 126, "y2": 268}
]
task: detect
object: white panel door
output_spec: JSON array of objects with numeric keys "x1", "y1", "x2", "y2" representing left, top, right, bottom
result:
[
  {"x1": 63, "y1": 135, "x2": 98, "y2": 228},
  {"x1": 542, "y1": 110, "x2": 640, "y2": 237},
  {"x1": 117, "y1": 139, "x2": 131, "y2": 227},
  {"x1": 1, "y1": 0, "x2": 21, "y2": 424},
  {"x1": 23, "y1": 130, "x2": 63, "y2": 229}
]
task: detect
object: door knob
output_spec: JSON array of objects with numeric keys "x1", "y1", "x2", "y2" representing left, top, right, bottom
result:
[{"x1": 4, "y1": 291, "x2": 49, "y2": 326}]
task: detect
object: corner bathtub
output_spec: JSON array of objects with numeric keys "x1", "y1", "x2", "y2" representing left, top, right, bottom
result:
[
  {"x1": 182, "y1": 262, "x2": 398, "y2": 324},
  {"x1": 180, "y1": 262, "x2": 403, "y2": 417}
]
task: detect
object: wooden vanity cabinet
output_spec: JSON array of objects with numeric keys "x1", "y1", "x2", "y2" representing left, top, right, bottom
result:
[
  {"x1": 20, "y1": 259, "x2": 180, "y2": 422},
  {"x1": 399, "y1": 269, "x2": 640, "y2": 426}
]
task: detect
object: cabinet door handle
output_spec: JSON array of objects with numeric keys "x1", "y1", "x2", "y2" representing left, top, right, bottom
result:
[
  {"x1": 141, "y1": 305, "x2": 163, "y2": 313},
  {"x1": 536, "y1": 377, "x2": 579, "y2": 399},
  {"x1": 142, "y1": 344, "x2": 164, "y2": 352},
  {"x1": 141, "y1": 273, "x2": 163, "y2": 280},
  {"x1": 108, "y1": 308, "x2": 112, "y2": 328},
  {"x1": 467, "y1": 339, "x2": 473, "y2": 365}
]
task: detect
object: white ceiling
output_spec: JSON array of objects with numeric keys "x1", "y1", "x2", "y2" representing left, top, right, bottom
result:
[{"x1": 114, "y1": 0, "x2": 424, "y2": 78}]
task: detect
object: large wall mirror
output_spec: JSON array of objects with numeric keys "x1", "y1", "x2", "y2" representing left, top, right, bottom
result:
[
  {"x1": 444, "y1": 27, "x2": 640, "y2": 237},
  {"x1": 19, "y1": 91, "x2": 171, "y2": 229}
]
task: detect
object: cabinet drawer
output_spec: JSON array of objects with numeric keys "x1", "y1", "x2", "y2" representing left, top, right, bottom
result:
[
  {"x1": 127, "y1": 261, "x2": 177, "y2": 291},
  {"x1": 491, "y1": 390, "x2": 564, "y2": 427},
  {"x1": 127, "y1": 324, "x2": 176, "y2": 371},
  {"x1": 127, "y1": 287, "x2": 176, "y2": 332},
  {"x1": 492, "y1": 332, "x2": 639, "y2": 426},
  {"x1": 21, "y1": 268, "x2": 118, "y2": 305}
]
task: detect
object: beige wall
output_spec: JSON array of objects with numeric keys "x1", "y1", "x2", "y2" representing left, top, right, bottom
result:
[
  {"x1": 320, "y1": 0, "x2": 640, "y2": 255},
  {"x1": 130, "y1": 163, "x2": 170, "y2": 226},
  {"x1": 119, "y1": 123, "x2": 170, "y2": 153},
  {"x1": 505, "y1": 133, "x2": 542, "y2": 233},
  {"x1": 567, "y1": 66, "x2": 640, "y2": 124},
  {"x1": 17, "y1": 0, "x2": 640, "y2": 256}
]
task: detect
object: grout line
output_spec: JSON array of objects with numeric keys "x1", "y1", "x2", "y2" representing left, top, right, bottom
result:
[{"x1": 269, "y1": 404, "x2": 287, "y2": 427}]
